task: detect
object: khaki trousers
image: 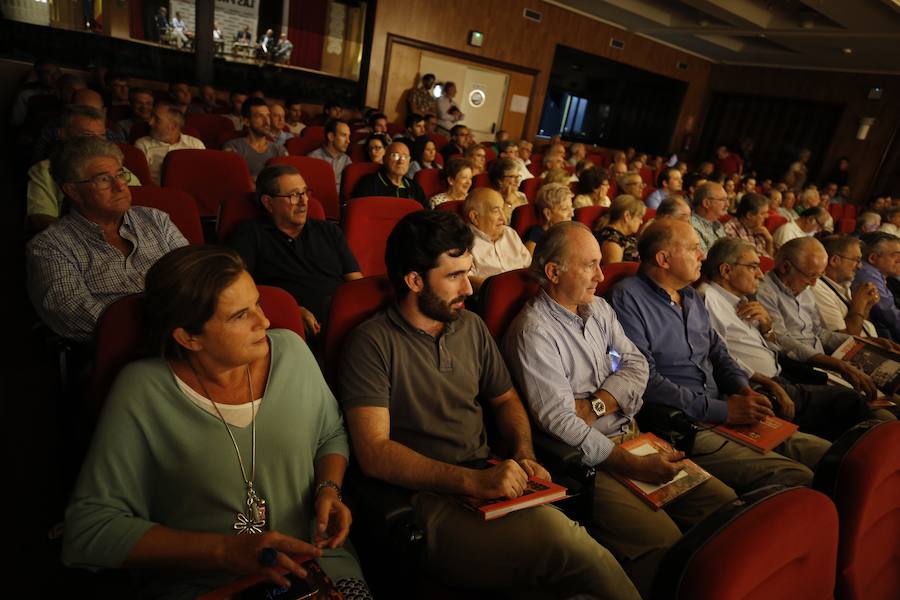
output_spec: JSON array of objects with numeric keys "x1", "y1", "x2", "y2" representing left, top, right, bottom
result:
[{"x1": 412, "y1": 492, "x2": 641, "y2": 600}]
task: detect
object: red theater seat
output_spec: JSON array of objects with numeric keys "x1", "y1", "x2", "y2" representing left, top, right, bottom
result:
[
  {"x1": 161, "y1": 149, "x2": 253, "y2": 217},
  {"x1": 435, "y1": 200, "x2": 464, "y2": 217},
  {"x1": 765, "y1": 214, "x2": 788, "y2": 234},
  {"x1": 575, "y1": 206, "x2": 607, "y2": 227},
  {"x1": 477, "y1": 269, "x2": 539, "y2": 341},
  {"x1": 184, "y1": 113, "x2": 235, "y2": 149},
  {"x1": 342, "y1": 197, "x2": 423, "y2": 276},
  {"x1": 130, "y1": 186, "x2": 204, "y2": 245},
  {"x1": 415, "y1": 168, "x2": 447, "y2": 199},
  {"x1": 342, "y1": 162, "x2": 381, "y2": 205},
  {"x1": 285, "y1": 135, "x2": 325, "y2": 156},
  {"x1": 218, "y1": 192, "x2": 325, "y2": 242},
  {"x1": 511, "y1": 203, "x2": 540, "y2": 239},
  {"x1": 116, "y1": 143, "x2": 154, "y2": 186},
  {"x1": 521, "y1": 177, "x2": 541, "y2": 203},
  {"x1": 595, "y1": 262, "x2": 639, "y2": 299}
]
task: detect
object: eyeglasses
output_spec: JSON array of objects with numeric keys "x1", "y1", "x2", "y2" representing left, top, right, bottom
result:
[
  {"x1": 835, "y1": 254, "x2": 862, "y2": 266},
  {"x1": 271, "y1": 188, "x2": 312, "y2": 204},
  {"x1": 388, "y1": 152, "x2": 410, "y2": 162},
  {"x1": 787, "y1": 260, "x2": 825, "y2": 280},
  {"x1": 501, "y1": 174, "x2": 521, "y2": 181},
  {"x1": 625, "y1": 180, "x2": 644, "y2": 187},
  {"x1": 732, "y1": 262, "x2": 762, "y2": 272},
  {"x1": 72, "y1": 168, "x2": 129, "y2": 190}
]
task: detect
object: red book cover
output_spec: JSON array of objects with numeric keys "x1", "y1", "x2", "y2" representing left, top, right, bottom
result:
[
  {"x1": 715, "y1": 416, "x2": 799, "y2": 453},
  {"x1": 459, "y1": 475, "x2": 568, "y2": 521},
  {"x1": 610, "y1": 433, "x2": 711, "y2": 510}
]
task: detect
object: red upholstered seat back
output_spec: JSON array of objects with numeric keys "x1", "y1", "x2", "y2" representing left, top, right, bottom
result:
[
  {"x1": 759, "y1": 255, "x2": 775, "y2": 273},
  {"x1": 839, "y1": 218, "x2": 857, "y2": 234},
  {"x1": 477, "y1": 269, "x2": 539, "y2": 341},
  {"x1": 87, "y1": 287, "x2": 306, "y2": 416},
  {"x1": 341, "y1": 162, "x2": 381, "y2": 204},
  {"x1": 521, "y1": 177, "x2": 541, "y2": 203},
  {"x1": 435, "y1": 199, "x2": 465, "y2": 217},
  {"x1": 129, "y1": 186, "x2": 204, "y2": 245},
  {"x1": 267, "y1": 155, "x2": 340, "y2": 220},
  {"x1": 300, "y1": 125, "x2": 325, "y2": 140},
  {"x1": 414, "y1": 168, "x2": 447, "y2": 199},
  {"x1": 184, "y1": 113, "x2": 235, "y2": 149},
  {"x1": 830, "y1": 421, "x2": 900, "y2": 600},
  {"x1": 675, "y1": 488, "x2": 838, "y2": 600},
  {"x1": 285, "y1": 135, "x2": 326, "y2": 156},
  {"x1": 323, "y1": 275, "x2": 394, "y2": 388},
  {"x1": 161, "y1": 149, "x2": 253, "y2": 216},
  {"x1": 342, "y1": 197, "x2": 423, "y2": 276},
  {"x1": 575, "y1": 205, "x2": 608, "y2": 228},
  {"x1": 217, "y1": 192, "x2": 325, "y2": 242},
  {"x1": 472, "y1": 172, "x2": 491, "y2": 190},
  {"x1": 116, "y1": 143, "x2": 154, "y2": 186},
  {"x1": 511, "y1": 203, "x2": 541, "y2": 239},
  {"x1": 595, "y1": 262, "x2": 639, "y2": 299},
  {"x1": 765, "y1": 214, "x2": 788, "y2": 234}
]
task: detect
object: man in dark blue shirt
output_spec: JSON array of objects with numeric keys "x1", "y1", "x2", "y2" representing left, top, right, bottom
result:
[
  {"x1": 229, "y1": 165, "x2": 362, "y2": 338},
  {"x1": 611, "y1": 219, "x2": 829, "y2": 493}
]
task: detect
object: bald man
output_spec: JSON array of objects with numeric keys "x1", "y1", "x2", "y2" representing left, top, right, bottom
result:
[
  {"x1": 465, "y1": 188, "x2": 531, "y2": 289},
  {"x1": 350, "y1": 141, "x2": 427, "y2": 206}
]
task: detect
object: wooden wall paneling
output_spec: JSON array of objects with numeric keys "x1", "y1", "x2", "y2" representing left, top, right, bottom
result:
[{"x1": 367, "y1": 0, "x2": 712, "y2": 146}]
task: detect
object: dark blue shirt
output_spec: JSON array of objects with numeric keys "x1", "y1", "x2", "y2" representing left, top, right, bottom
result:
[
  {"x1": 610, "y1": 272, "x2": 749, "y2": 422},
  {"x1": 853, "y1": 261, "x2": 900, "y2": 342}
]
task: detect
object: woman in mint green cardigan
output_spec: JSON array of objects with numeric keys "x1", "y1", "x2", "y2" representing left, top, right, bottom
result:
[{"x1": 63, "y1": 246, "x2": 371, "y2": 599}]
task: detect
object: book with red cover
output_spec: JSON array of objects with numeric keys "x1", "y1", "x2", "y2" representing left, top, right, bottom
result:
[
  {"x1": 715, "y1": 416, "x2": 799, "y2": 453},
  {"x1": 459, "y1": 472, "x2": 568, "y2": 521},
  {"x1": 610, "y1": 433, "x2": 712, "y2": 510}
]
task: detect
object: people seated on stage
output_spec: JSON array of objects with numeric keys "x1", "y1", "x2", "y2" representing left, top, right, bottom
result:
[
  {"x1": 503, "y1": 221, "x2": 735, "y2": 595},
  {"x1": 524, "y1": 183, "x2": 574, "y2": 254},
  {"x1": 594, "y1": 194, "x2": 645, "y2": 265},
  {"x1": 350, "y1": 141, "x2": 427, "y2": 206},
  {"x1": 699, "y1": 238, "x2": 869, "y2": 440},
  {"x1": 134, "y1": 100, "x2": 205, "y2": 184},
  {"x1": 464, "y1": 188, "x2": 531, "y2": 289},
  {"x1": 27, "y1": 137, "x2": 186, "y2": 342},
  {"x1": 406, "y1": 135, "x2": 440, "y2": 179},
  {"x1": 610, "y1": 219, "x2": 830, "y2": 494},
  {"x1": 723, "y1": 192, "x2": 775, "y2": 258},
  {"x1": 853, "y1": 232, "x2": 900, "y2": 341},
  {"x1": 440, "y1": 124, "x2": 469, "y2": 163},
  {"x1": 489, "y1": 157, "x2": 527, "y2": 221},
  {"x1": 772, "y1": 206, "x2": 827, "y2": 249},
  {"x1": 62, "y1": 245, "x2": 371, "y2": 599},
  {"x1": 223, "y1": 97, "x2": 287, "y2": 180},
  {"x1": 573, "y1": 167, "x2": 610, "y2": 209},
  {"x1": 338, "y1": 210, "x2": 640, "y2": 599},
  {"x1": 813, "y1": 235, "x2": 881, "y2": 338},
  {"x1": 645, "y1": 167, "x2": 683, "y2": 210},
  {"x1": 27, "y1": 105, "x2": 141, "y2": 233},
  {"x1": 307, "y1": 119, "x2": 352, "y2": 193},
  {"x1": 170, "y1": 11, "x2": 194, "y2": 48},
  {"x1": 363, "y1": 133, "x2": 388, "y2": 164},
  {"x1": 153, "y1": 6, "x2": 170, "y2": 43},
  {"x1": 429, "y1": 157, "x2": 472, "y2": 209},
  {"x1": 228, "y1": 165, "x2": 362, "y2": 337},
  {"x1": 756, "y1": 237, "x2": 880, "y2": 404},
  {"x1": 257, "y1": 28, "x2": 275, "y2": 59},
  {"x1": 273, "y1": 33, "x2": 293, "y2": 63},
  {"x1": 234, "y1": 24, "x2": 253, "y2": 46},
  {"x1": 690, "y1": 182, "x2": 728, "y2": 254}
]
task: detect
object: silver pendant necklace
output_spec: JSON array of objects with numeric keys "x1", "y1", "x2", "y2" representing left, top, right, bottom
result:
[{"x1": 189, "y1": 361, "x2": 268, "y2": 534}]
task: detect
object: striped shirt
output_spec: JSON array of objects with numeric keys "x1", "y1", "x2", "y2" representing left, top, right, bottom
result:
[{"x1": 27, "y1": 207, "x2": 187, "y2": 341}]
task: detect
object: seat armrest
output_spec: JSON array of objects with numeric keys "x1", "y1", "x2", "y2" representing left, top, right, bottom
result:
[
  {"x1": 636, "y1": 403, "x2": 698, "y2": 454},
  {"x1": 343, "y1": 467, "x2": 424, "y2": 551},
  {"x1": 532, "y1": 429, "x2": 595, "y2": 485}
]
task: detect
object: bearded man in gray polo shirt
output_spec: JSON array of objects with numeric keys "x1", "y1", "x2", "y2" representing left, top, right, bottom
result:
[{"x1": 339, "y1": 211, "x2": 639, "y2": 599}]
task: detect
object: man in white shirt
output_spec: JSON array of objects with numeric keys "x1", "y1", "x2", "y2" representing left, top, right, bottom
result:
[
  {"x1": 700, "y1": 238, "x2": 869, "y2": 440},
  {"x1": 134, "y1": 101, "x2": 205, "y2": 184},
  {"x1": 464, "y1": 188, "x2": 531, "y2": 289},
  {"x1": 772, "y1": 207, "x2": 827, "y2": 249},
  {"x1": 813, "y1": 235, "x2": 880, "y2": 337}
]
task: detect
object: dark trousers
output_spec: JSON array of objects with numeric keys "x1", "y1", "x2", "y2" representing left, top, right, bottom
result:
[{"x1": 775, "y1": 376, "x2": 869, "y2": 440}]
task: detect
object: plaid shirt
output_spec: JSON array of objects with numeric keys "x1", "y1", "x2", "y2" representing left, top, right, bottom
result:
[
  {"x1": 723, "y1": 218, "x2": 771, "y2": 257},
  {"x1": 27, "y1": 207, "x2": 187, "y2": 341}
]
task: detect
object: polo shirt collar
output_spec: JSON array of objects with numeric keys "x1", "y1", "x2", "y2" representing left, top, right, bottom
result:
[{"x1": 386, "y1": 302, "x2": 459, "y2": 339}]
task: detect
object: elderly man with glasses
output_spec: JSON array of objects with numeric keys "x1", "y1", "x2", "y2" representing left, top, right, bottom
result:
[
  {"x1": 853, "y1": 232, "x2": 900, "y2": 342},
  {"x1": 228, "y1": 164, "x2": 362, "y2": 338},
  {"x1": 773, "y1": 206, "x2": 828, "y2": 250},
  {"x1": 26, "y1": 137, "x2": 187, "y2": 342},
  {"x1": 350, "y1": 141, "x2": 427, "y2": 207},
  {"x1": 756, "y1": 237, "x2": 881, "y2": 405},
  {"x1": 699, "y1": 238, "x2": 871, "y2": 440},
  {"x1": 812, "y1": 235, "x2": 881, "y2": 338},
  {"x1": 689, "y1": 182, "x2": 728, "y2": 253}
]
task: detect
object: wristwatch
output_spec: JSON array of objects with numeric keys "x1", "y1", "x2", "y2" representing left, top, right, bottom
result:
[{"x1": 591, "y1": 397, "x2": 607, "y2": 417}]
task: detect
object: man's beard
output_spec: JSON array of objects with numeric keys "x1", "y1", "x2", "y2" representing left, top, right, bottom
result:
[{"x1": 417, "y1": 283, "x2": 467, "y2": 323}]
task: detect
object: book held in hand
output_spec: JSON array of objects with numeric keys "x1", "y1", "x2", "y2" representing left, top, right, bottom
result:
[
  {"x1": 610, "y1": 433, "x2": 711, "y2": 510},
  {"x1": 715, "y1": 416, "x2": 798, "y2": 453},
  {"x1": 459, "y1": 465, "x2": 568, "y2": 521},
  {"x1": 832, "y1": 337, "x2": 900, "y2": 395}
]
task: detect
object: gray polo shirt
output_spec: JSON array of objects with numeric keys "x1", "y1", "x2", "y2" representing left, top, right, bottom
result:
[{"x1": 339, "y1": 304, "x2": 512, "y2": 465}]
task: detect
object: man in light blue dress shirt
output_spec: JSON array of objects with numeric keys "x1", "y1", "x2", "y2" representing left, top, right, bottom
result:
[{"x1": 503, "y1": 222, "x2": 736, "y2": 596}]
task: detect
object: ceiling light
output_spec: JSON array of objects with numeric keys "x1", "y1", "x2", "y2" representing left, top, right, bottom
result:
[{"x1": 842, "y1": 47, "x2": 853, "y2": 54}]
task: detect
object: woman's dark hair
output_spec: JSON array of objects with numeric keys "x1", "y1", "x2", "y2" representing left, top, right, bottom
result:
[
  {"x1": 735, "y1": 192, "x2": 769, "y2": 218},
  {"x1": 143, "y1": 246, "x2": 247, "y2": 360},
  {"x1": 410, "y1": 135, "x2": 434, "y2": 165},
  {"x1": 365, "y1": 133, "x2": 390, "y2": 162},
  {"x1": 575, "y1": 167, "x2": 607, "y2": 196},
  {"x1": 385, "y1": 211, "x2": 474, "y2": 299},
  {"x1": 443, "y1": 157, "x2": 473, "y2": 184},
  {"x1": 488, "y1": 157, "x2": 519, "y2": 188}
]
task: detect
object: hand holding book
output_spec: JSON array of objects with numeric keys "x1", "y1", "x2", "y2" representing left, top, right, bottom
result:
[
  {"x1": 465, "y1": 458, "x2": 531, "y2": 500},
  {"x1": 726, "y1": 390, "x2": 775, "y2": 425}
]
